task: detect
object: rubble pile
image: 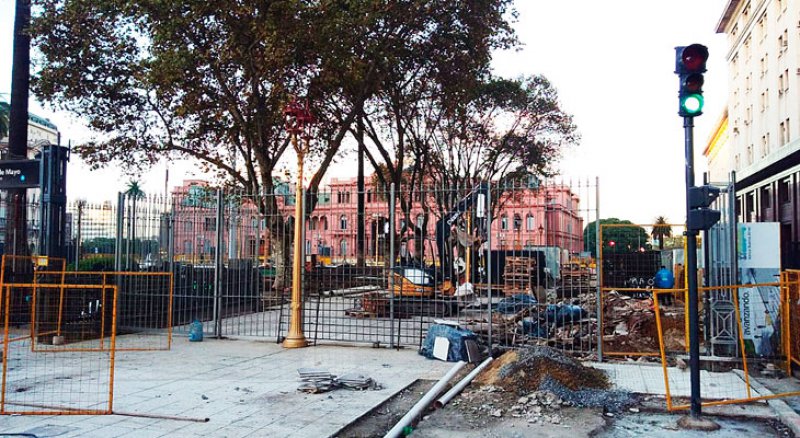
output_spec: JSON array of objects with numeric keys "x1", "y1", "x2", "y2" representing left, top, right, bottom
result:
[
  {"x1": 474, "y1": 346, "x2": 610, "y2": 393},
  {"x1": 454, "y1": 386, "x2": 569, "y2": 424},
  {"x1": 448, "y1": 346, "x2": 638, "y2": 424},
  {"x1": 602, "y1": 291, "x2": 686, "y2": 353}
]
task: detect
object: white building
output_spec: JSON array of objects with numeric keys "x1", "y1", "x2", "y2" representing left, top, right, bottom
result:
[
  {"x1": 0, "y1": 101, "x2": 60, "y2": 156},
  {"x1": 715, "y1": 0, "x2": 800, "y2": 268}
]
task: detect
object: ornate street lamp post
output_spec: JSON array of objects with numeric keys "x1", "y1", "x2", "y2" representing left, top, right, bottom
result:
[{"x1": 282, "y1": 98, "x2": 314, "y2": 349}]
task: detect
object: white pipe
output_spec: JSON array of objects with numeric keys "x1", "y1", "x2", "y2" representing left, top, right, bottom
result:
[
  {"x1": 383, "y1": 361, "x2": 466, "y2": 438},
  {"x1": 434, "y1": 357, "x2": 493, "y2": 409}
]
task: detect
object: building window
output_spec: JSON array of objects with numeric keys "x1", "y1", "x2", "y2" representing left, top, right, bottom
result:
[
  {"x1": 761, "y1": 186, "x2": 772, "y2": 210},
  {"x1": 340, "y1": 215, "x2": 348, "y2": 230},
  {"x1": 321, "y1": 216, "x2": 328, "y2": 231},
  {"x1": 204, "y1": 217, "x2": 216, "y2": 231},
  {"x1": 742, "y1": 1, "x2": 750, "y2": 20},
  {"x1": 760, "y1": 135, "x2": 769, "y2": 158},
  {"x1": 339, "y1": 239, "x2": 347, "y2": 256},
  {"x1": 416, "y1": 214, "x2": 425, "y2": 229},
  {"x1": 744, "y1": 35, "x2": 751, "y2": 60},
  {"x1": 747, "y1": 144, "x2": 754, "y2": 164},
  {"x1": 183, "y1": 240, "x2": 193, "y2": 254},
  {"x1": 757, "y1": 14, "x2": 766, "y2": 41},
  {"x1": 779, "y1": 179, "x2": 790, "y2": 204},
  {"x1": 500, "y1": 215, "x2": 508, "y2": 230},
  {"x1": 735, "y1": 154, "x2": 741, "y2": 170},
  {"x1": 526, "y1": 214, "x2": 535, "y2": 231},
  {"x1": 782, "y1": 68, "x2": 789, "y2": 93},
  {"x1": 513, "y1": 214, "x2": 522, "y2": 231},
  {"x1": 184, "y1": 221, "x2": 193, "y2": 232},
  {"x1": 310, "y1": 216, "x2": 318, "y2": 231},
  {"x1": 759, "y1": 56, "x2": 767, "y2": 78}
]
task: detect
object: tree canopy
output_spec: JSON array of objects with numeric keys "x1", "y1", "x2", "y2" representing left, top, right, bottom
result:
[
  {"x1": 32, "y1": 0, "x2": 517, "y2": 206},
  {"x1": 583, "y1": 218, "x2": 651, "y2": 257}
]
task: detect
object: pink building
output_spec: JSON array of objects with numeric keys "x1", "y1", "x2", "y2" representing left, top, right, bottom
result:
[{"x1": 170, "y1": 177, "x2": 585, "y2": 264}]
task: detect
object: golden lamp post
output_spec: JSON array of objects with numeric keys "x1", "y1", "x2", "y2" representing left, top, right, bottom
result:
[{"x1": 282, "y1": 98, "x2": 314, "y2": 349}]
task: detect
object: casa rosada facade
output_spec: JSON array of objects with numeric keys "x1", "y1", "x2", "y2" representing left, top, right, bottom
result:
[{"x1": 171, "y1": 176, "x2": 585, "y2": 263}]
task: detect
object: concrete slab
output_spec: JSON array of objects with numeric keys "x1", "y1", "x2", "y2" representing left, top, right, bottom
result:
[
  {"x1": 0, "y1": 336, "x2": 453, "y2": 438},
  {"x1": 590, "y1": 362, "x2": 762, "y2": 400}
]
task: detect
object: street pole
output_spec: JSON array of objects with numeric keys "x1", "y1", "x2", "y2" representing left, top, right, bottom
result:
[
  {"x1": 683, "y1": 115, "x2": 702, "y2": 417},
  {"x1": 283, "y1": 132, "x2": 309, "y2": 348}
]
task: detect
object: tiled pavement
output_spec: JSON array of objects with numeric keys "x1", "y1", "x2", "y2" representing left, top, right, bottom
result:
[{"x1": 0, "y1": 337, "x2": 453, "y2": 437}]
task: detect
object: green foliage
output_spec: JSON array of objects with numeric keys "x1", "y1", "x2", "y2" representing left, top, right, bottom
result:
[
  {"x1": 583, "y1": 218, "x2": 651, "y2": 257},
  {"x1": 0, "y1": 101, "x2": 8, "y2": 140},
  {"x1": 76, "y1": 256, "x2": 117, "y2": 271}
]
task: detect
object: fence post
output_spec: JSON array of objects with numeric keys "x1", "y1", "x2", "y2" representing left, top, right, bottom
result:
[
  {"x1": 168, "y1": 198, "x2": 175, "y2": 275},
  {"x1": 487, "y1": 180, "x2": 493, "y2": 349},
  {"x1": 389, "y1": 183, "x2": 396, "y2": 348},
  {"x1": 75, "y1": 200, "x2": 83, "y2": 271},
  {"x1": 115, "y1": 193, "x2": 125, "y2": 272},
  {"x1": 213, "y1": 188, "x2": 224, "y2": 338},
  {"x1": 595, "y1": 177, "x2": 602, "y2": 362}
]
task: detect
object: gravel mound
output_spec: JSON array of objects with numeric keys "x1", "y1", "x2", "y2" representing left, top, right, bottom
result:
[
  {"x1": 473, "y1": 346, "x2": 638, "y2": 413},
  {"x1": 539, "y1": 376, "x2": 637, "y2": 412},
  {"x1": 475, "y1": 346, "x2": 610, "y2": 392}
]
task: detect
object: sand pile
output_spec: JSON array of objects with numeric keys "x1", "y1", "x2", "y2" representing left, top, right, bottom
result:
[{"x1": 475, "y1": 346, "x2": 610, "y2": 393}]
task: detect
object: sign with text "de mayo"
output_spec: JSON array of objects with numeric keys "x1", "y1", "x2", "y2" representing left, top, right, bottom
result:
[{"x1": 0, "y1": 160, "x2": 40, "y2": 189}]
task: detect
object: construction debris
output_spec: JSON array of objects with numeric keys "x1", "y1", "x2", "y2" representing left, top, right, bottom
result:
[
  {"x1": 297, "y1": 368, "x2": 383, "y2": 394},
  {"x1": 475, "y1": 346, "x2": 609, "y2": 393},
  {"x1": 447, "y1": 347, "x2": 636, "y2": 429}
]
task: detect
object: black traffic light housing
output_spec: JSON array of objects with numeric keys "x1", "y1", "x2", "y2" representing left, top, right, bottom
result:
[
  {"x1": 687, "y1": 185, "x2": 720, "y2": 231},
  {"x1": 675, "y1": 44, "x2": 709, "y2": 117}
]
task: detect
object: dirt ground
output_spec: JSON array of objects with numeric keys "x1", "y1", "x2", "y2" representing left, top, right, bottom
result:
[
  {"x1": 333, "y1": 378, "x2": 607, "y2": 438},
  {"x1": 334, "y1": 375, "x2": 795, "y2": 438}
]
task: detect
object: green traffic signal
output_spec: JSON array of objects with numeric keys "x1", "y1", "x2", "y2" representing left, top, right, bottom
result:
[{"x1": 680, "y1": 94, "x2": 704, "y2": 115}]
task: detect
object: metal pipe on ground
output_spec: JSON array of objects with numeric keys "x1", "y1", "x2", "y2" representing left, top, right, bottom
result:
[
  {"x1": 433, "y1": 357, "x2": 493, "y2": 409},
  {"x1": 383, "y1": 361, "x2": 466, "y2": 438}
]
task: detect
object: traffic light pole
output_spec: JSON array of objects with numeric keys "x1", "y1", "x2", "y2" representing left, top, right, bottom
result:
[{"x1": 683, "y1": 116, "x2": 702, "y2": 418}]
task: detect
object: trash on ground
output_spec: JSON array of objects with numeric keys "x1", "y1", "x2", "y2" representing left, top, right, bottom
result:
[{"x1": 297, "y1": 368, "x2": 383, "y2": 393}]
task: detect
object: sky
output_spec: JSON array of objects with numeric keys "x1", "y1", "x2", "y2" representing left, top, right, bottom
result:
[{"x1": 0, "y1": 0, "x2": 730, "y2": 224}]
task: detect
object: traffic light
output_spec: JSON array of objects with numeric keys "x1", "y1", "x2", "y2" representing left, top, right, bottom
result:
[
  {"x1": 687, "y1": 185, "x2": 720, "y2": 231},
  {"x1": 675, "y1": 44, "x2": 709, "y2": 117}
]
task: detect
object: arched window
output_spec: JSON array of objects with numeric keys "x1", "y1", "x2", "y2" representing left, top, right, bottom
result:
[
  {"x1": 526, "y1": 214, "x2": 535, "y2": 230},
  {"x1": 321, "y1": 216, "x2": 328, "y2": 230},
  {"x1": 340, "y1": 215, "x2": 348, "y2": 230},
  {"x1": 500, "y1": 215, "x2": 508, "y2": 230},
  {"x1": 310, "y1": 217, "x2": 319, "y2": 231},
  {"x1": 339, "y1": 239, "x2": 348, "y2": 256},
  {"x1": 513, "y1": 214, "x2": 522, "y2": 231}
]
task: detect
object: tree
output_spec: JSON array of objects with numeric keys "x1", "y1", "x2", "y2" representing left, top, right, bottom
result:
[
  {"x1": 583, "y1": 218, "x2": 650, "y2": 258},
  {"x1": 125, "y1": 180, "x2": 146, "y2": 269},
  {"x1": 652, "y1": 216, "x2": 673, "y2": 251},
  {"x1": 0, "y1": 101, "x2": 9, "y2": 140},
  {"x1": 31, "y1": 0, "x2": 517, "y2": 287}
]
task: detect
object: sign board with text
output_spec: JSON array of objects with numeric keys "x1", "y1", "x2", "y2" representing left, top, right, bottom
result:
[{"x1": 0, "y1": 160, "x2": 40, "y2": 189}]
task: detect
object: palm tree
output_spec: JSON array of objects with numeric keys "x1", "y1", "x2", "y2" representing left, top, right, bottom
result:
[
  {"x1": 652, "y1": 216, "x2": 672, "y2": 251},
  {"x1": 125, "y1": 181, "x2": 146, "y2": 268}
]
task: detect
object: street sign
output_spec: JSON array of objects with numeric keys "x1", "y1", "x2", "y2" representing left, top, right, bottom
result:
[{"x1": 0, "y1": 159, "x2": 41, "y2": 189}]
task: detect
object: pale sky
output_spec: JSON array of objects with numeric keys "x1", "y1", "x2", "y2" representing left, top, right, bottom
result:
[{"x1": 1, "y1": 0, "x2": 730, "y2": 224}]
